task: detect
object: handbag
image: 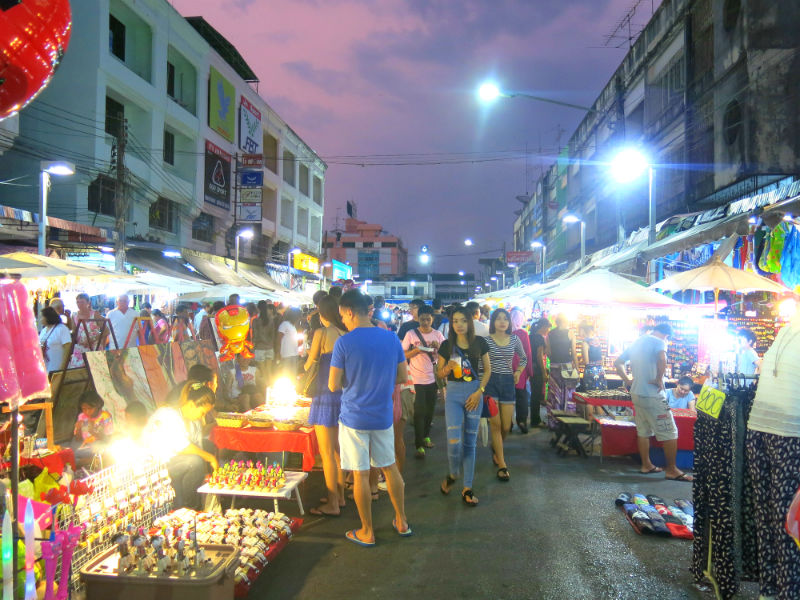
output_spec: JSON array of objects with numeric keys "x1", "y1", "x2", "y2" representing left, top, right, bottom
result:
[
  {"x1": 478, "y1": 418, "x2": 489, "y2": 447},
  {"x1": 484, "y1": 395, "x2": 499, "y2": 417},
  {"x1": 561, "y1": 364, "x2": 581, "y2": 384},
  {"x1": 299, "y1": 360, "x2": 319, "y2": 396}
]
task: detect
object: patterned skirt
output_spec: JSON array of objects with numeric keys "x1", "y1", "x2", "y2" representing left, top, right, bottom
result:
[{"x1": 546, "y1": 363, "x2": 577, "y2": 429}]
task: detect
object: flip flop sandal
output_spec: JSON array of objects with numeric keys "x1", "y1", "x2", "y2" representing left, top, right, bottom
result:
[
  {"x1": 392, "y1": 519, "x2": 413, "y2": 537},
  {"x1": 345, "y1": 529, "x2": 375, "y2": 547},
  {"x1": 666, "y1": 472, "x2": 694, "y2": 482},
  {"x1": 496, "y1": 467, "x2": 510, "y2": 482},
  {"x1": 462, "y1": 489, "x2": 479, "y2": 506},
  {"x1": 640, "y1": 466, "x2": 663, "y2": 474},
  {"x1": 440, "y1": 475, "x2": 456, "y2": 495}
]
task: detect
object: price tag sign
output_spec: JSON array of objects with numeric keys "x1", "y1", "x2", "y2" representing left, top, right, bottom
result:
[{"x1": 696, "y1": 384, "x2": 725, "y2": 419}]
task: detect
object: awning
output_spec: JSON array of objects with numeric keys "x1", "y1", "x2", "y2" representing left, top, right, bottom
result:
[
  {"x1": 639, "y1": 213, "x2": 750, "y2": 262},
  {"x1": 236, "y1": 264, "x2": 283, "y2": 291},
  {"x1": 126, "y1": 249, "x2": 211, "y2": 284},
  {"x1": 182, "y1": 252, "x2": 252, "y2": 287}
]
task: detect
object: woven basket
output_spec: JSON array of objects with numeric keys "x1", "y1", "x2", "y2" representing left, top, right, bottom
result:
[
  {"x1": 247, "y1": 418, "x2": 274, "y2": 429},
  {"x1": 273, "y1": 421, "x2": 301, "y2": 432},
  {"x1": 216, "y1": 413, "x2": 246, "y2": 428}
]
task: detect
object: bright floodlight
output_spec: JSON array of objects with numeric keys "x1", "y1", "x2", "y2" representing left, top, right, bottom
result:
[
  {"x1": 530, "y1": 241, "x2": 544, "y2": 248},
  {"x1": 611, "y1": 148, "x2": 649, "y2": 184},
  {"x1": 464, "y1": 238, "x2": 474, "y2": 246},
  {"x1": 289, "y1": 246, "x2": 301, "y2": 253},
  {"x1": 562, "y1": 213, "x2": 581, "y2": 224},
  {"x1": 419, "y1": 254, "x2": 430, "y2": 264},
  {"x1": 460, "y1": 280, "x2": 465, "y2": 285},
  {"x1": 162, "y1": 250, "x2": 181, "y2": 258},
  {"x1": 490, "y1": 276, "x2": 497, "y2": 281},
  {"x1": 458, "y1": 270, "x2": 465, "y2": 276},
  {"x1": 238, "y1": 229, "x2": 254, "y2": 239},
  {"x1": 41, "y1": 161, "x2": 75, "y2": 176},
  {"x1": 478, "y1": 82, "x2": 501, "y2": 103}
]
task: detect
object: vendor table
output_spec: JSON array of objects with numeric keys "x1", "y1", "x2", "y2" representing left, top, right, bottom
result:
[
  {"x1": 210, "y1": 426, "x2": 319, "y2": 472},
  {"x1": 0, "y1": 447, "x2": 76, "y2": 475},
  {"x1": 197, "y1": 471, "x2": 308, "y2": 515},
  {"x1": 593, "y1": 408, "x2": 696, "y2": 458},
  {"x1": 574, "y1": 391, "x2": 633, "y2": 409}
]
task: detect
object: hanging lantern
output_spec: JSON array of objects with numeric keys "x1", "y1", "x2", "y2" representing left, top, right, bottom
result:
[{"x1": 0, "y1": 0, "x2": 72, "y2": 121}]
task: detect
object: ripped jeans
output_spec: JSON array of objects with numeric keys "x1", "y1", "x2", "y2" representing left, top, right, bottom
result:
[{"x1": 445, "y1": 380, "x2": 483, "y2": 489}]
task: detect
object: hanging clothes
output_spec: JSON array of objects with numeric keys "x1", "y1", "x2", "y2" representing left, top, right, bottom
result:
[
  {"x1": 755, "y1": 228, "x2": 769, "y2": 276},
  {"x1": 732, "y1": 237, "x2": 744, "y2": 269},
  {"x1": 780, "y1": 225, "x2": 800, "y2": 289},
  {"x1": 691, "y1": 387, "x2": 759, "y2": 599},
  {"x1": 762, "y1": 223, "x2": 790, "y2": 274}
]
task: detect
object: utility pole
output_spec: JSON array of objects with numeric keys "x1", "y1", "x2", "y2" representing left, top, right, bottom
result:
[{"x1": 113, "y1": 118, "x2": 128, "y2": 272}]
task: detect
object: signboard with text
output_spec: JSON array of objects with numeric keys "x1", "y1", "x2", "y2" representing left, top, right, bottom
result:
[
  {"x1": 506, "y1": 251, "x2": 535, "y2": 264},
  {"x1": 204, "y1": 140, "x2": 231, "y2": 209},
  {"x1": 331, "y1": 259, "x2": 352, "y2": 281},
  {"x1": 238, "y1": 188, "x2": 262, "y2": 222},
  {"x1": 209, "y1": 66, "x2": 235, "y2": 142},
  {"x1": 293, "y1": 252, "x2": 319, "y2": 273},
  {"x1": 239, "y1": 170, "x2": 264, "y2": 187},
  {"x1": 241, "y1": 154, "x2": 263, "y2": 168},
  {"x1": 238, "y1": 96, "x2": 262, "y2": 154}
]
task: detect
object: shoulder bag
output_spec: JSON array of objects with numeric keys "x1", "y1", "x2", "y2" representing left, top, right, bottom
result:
[{"x1": 298, "y1": 328, "x2": 324, "y2": 396}]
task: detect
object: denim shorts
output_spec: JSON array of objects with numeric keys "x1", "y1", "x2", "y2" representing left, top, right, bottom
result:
[{"x1": 485, "y1": 372, "x2": 516, "y2": 405}]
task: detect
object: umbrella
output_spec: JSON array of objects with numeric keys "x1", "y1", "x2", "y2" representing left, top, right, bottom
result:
[
  {"x1": 648, "y1": 255, "x2": 791, "y2": 313},
  {"x1": 0, "y1": 252, "x2": 132, "y2": 280},
  {"x1": 532, "y1": 269, "x2": 680, "y2": 307}
]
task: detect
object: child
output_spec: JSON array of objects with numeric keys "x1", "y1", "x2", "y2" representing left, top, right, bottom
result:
[{"x1": 73, "y1": 390, "x2": 114, "y2": 462}]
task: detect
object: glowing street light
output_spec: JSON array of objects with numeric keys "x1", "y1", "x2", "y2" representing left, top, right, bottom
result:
[
  {"x1": 530, "y1": 240, "x2": 547, "y2": 283},
  {"x1": 478, "y1": 82, "x2": 501, "y2": 103},
  {"x1": 419, "y1": 253, "x2": 430, "y2": 265},
  {"x1": 611, "y1": 147, "x2": 656, "y2": 247},
  {"x1": 476, "y1": 79, "x2": 598, "y2": 113},
  {"x1": 235, "y1": 229, "x2": 254, "y2": 273},
  {"x1": 458, "y1": 270, "x2": 465, "y2": 276},
  {"x1": 464, "y1": 238, "x2": 474, "y2": 247},
  {"x1": 562, "y1": 213, "x2": 586, "y2": 266},
  {"x1": 39, "y1": 160, "x2": 75, "y2": 255}
]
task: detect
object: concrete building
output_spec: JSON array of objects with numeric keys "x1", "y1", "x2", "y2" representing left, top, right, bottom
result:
[
  {"x1": 324, "y1": 218, "x2": 408, "y2": 279},
  {"x1": 363, "y1": 272, "x2": 475, "y2": 304},
  {"x1": 514, "y1": 0, "x2": 800, "y2": 274},
  {"x1": 0, "y1": 0, "x2": 324, "y2": 269}
]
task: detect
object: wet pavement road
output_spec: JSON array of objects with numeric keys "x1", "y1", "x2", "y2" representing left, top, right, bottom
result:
[{"x1": 249, "y1": 416, "x2": 759, "y2": 600}]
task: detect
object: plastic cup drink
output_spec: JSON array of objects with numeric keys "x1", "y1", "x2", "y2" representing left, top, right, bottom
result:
[{"x1": 449, "y1": 359, "x2": 462, "y2": 379}]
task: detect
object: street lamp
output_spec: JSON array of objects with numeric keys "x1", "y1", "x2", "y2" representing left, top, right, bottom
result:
[
  {"x1": 458, "y1": 270, "x2": 465, "y2": 277},
  {"x1": 234, "y1": 229, "x2": 254, "y2": 273},
  {"x1": 477, "y1": 79, "x2": 599, "y2": 113},
  {"x1": 364, "y1": 279, "x2": 372, "y2": 294},
  {"x1": 611, "y1": 148, "x2": 654, "y2": 246},
  {"x1": 530, "y1": 241, "x2": 547, "y2": 283},
  {"x1": 562, "y1": 213, "x2": 586, "y2": 267},
  {"x1": 495, "y1": 270, "x2": 506, "y2": 289},
  {"x1": 39, "y1": 161, "x2": 75, "y2": 255},
  {"x1": 464, "y1": 238, "x2": 474, "y2": 247}
]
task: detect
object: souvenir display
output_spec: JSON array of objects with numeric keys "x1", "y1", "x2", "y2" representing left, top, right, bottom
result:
[{"x1": 206, "y1": 460, "x2": 286, "y2": 493}]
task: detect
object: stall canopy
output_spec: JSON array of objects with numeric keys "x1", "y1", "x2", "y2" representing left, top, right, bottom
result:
[
  {"x1": 126, "y1": 249, "x2": 211, "y2": 285},
  {"x1": 182, "y1": 253, "x2": 252, "y2": 287},
  {"x1": 0, "y1": 252, "x2": 132, "y2": 281},
  {"x1": 178, "y1": 283, "x2": 280, "y2": 302},
  {"x1": 532, "y1": 269, "x2": 680, "y2": 307}
]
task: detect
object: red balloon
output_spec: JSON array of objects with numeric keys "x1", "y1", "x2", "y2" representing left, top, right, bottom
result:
[{"x1": 0, "y1": 0, "x2": 72, "y2": 121}]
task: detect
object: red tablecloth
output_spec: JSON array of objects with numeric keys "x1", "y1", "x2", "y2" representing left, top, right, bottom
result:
[
  {"x1": 594, "y1": 409, "x2": 696, "y2": 456},
  {"x1": 0, "y1": 448, "x2": 76, "y2": 476},
  {"x1": 211, "y1": 426, "x2": 319, "y2": 472}
]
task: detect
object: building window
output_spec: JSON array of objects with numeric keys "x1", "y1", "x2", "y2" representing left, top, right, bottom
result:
[
  {"x1": 149, "y1": 197, "x2": 176, "y2": 232},
  {"x1": 109, "y1": 15, "x2": 125, "y2": 60},
  {"x1": 414, "y1": 287, "x2": 424, "y2": 296},
  {"x1": 362, "y1": 241, "x2": 374, "y2": 248},
  {"x1": 311, "y1": 215, "x2": 321, "y2": 242},
  {"x1": 105, "y1": 96, "x2": 124, "y2": 139},
  {"x1": 297, "y1": 207, "x2": 309, "y2": 237},
  {"x1": 381, "y1": 241, "x2": 397, "y2": 248},
  {"x1": 192, "y1": 212, "x2": 214, "y2": 243},
  {"x1": 163, "y1": 130, "x2": 175, "y2": 165},
  {"x1": 299, "y1": 163, "x2": 309, "y2": 196},
  {"x1": 88, "y1": 175, "x2": 116, "y2": 217},
  {"x1": 280, "y1": 197, "x2": 293, "y2": 228},
  {"x1": 342, "y1": 242, "x2": 356, "y2": 248},
  {"x1": 166, "y1": 61, "x2": 176, "y2": 98},
  {"x1": 282, "y1": 150, "x2": 295, "y2": 186},
  {"x1": 723, "y1": 100, "x2": 742, "y2": 145},
  {"x1": 313, "y1": 176, "x2": 322, "y2": 205},
  {"x1": 324, "y1": 242, "x2": 334, "y2": 248},
  {"x1": 264, "y1": 134, "x2": 278, "y2": 173},
  {"x1": 723, "y1": 0, "x2": 741, "y2": 31}
]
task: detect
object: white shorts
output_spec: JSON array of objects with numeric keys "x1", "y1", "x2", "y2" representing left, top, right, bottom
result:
[
  {"x1": 632, "y1": 392, "x2": 678, "y2": 442},
  {"x1": 339, "y1": 424, "x2": 395, "y2": 472}
]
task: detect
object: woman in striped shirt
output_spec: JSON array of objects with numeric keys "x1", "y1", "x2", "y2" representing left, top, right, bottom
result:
[{"x1": 484, "y1": 308, "x2": 527, "y2": 481}]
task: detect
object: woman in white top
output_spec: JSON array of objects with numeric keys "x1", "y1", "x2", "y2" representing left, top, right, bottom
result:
[
  {"x1": 746, "y1": 314, "x2": 800, "y2": 598},
  {"x1": 39, "y1": 307, "x2": 72, "y2": 372},
  {"x1": 277, "y1": 308, "x2": 302, "y2": 380}
]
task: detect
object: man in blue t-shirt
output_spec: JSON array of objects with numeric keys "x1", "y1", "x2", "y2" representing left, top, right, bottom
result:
[{"x1": 330, "y1": 290, "x2": 412, "y2": 547}]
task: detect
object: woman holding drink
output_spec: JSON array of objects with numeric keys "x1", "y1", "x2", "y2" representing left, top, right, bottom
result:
[{"x1": 436, "y1": 307, "x2": 491, "y2": 506}]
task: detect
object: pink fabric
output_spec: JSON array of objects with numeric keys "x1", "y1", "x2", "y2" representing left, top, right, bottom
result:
[{"x1": 512, "y1": 328, "x2": 533, "y2": 389}]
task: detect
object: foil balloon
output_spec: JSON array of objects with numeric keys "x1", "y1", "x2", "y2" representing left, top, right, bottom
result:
[
  {"x1": 0, "y1": 0, "x2": 72, "y2": 121},
  {"x1": 0, "y1": 280, "x2": 49, "y2": 400},
  {"x1": 215, "y1": 305, "x2": 253, "y2": 362}
]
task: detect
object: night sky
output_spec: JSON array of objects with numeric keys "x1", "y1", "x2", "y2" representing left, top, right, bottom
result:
[{"x1": 170, "y1": 0, "x2": 655, "y2": 274}]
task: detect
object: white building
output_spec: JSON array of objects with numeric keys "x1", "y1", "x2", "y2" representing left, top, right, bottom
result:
[{"x1": 0, "y1": 0, "x2": 325, "y2": 269}]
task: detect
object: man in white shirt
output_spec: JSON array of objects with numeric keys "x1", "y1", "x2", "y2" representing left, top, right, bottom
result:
[
  {"x1": 107, "y1": 295, "x2": 139, "y2": 349},
  {"x1": 466, "y1": 301, "x2": 489, "y2": 337},
  {"x1": 193, "y1": 302, "x2": 210, "y2": 333},
  {"x1": 735, "y1": 328, "x2": 761, "y2": 375}
]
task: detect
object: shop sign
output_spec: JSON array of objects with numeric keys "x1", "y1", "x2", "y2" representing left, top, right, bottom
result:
[
  {"x1": 239, "y1": 171, "x2": 263, "y2": 188},
  {"x1": 209, "y1": 66, "x2": 235, "y2": 142},
  {"x1": 237, "y1": 202, "x2": 262, "y2": 222},
  {"x1": 239, "y1": 96, "x2": 262, "y2": 154},
  {"x1": 293, "y1": 252, "x2": 319, "y2": 273},
  {"x1": 204, "y1": 140, "x2": 231, "y2": 209},
  {"x1": 331, "y1": 259, "x2": 352, "y2": 281},
  {"x1": 506, "y1": 251, "x2": 534, "y2": 264},
  {"x1": 241, "y1": 154, "x2": 263, "y2": 168},
  {"x1": 696, "y1": 384, "x2": 725, "y2": 419}
]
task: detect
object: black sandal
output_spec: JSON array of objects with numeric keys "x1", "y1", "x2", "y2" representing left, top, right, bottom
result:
[
  {"x1": 497, "y1": 467, "x2": 510, "y2": 482},
  {"x1": 440, "y1": 475, "x2": 456, "y2": 495},
  {"x1": 462, "y1": 489, "x2": 478, "y2": 506}
]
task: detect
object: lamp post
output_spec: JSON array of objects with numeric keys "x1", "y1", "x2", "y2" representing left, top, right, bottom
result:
[
  {"x1": 234, "y1": 229, "x2": 254, "y2": 273},
  {"x1": 477, "y1": 81, "x2": 599, "y2": 114},
  {"x1": 531, "y1": 241, "x2": 547, "y2": 283},
  {"x1": 287, "y1": 247, "x2": 301, "y2": 288},
  {"x1": 611, "y1": 148, "x2": 654, "y2": 246},
  {"x1": 39, "y1": 161, "x2": 75, "y2": 255},
  {"x1": 495, "y1": 270, "x2": 506, "y2": 290},
  {"x1": 321, "y1": 262, "x2": 331, "y2": 290},
  {"x1": 562, "y1": 213, "x2": 585, "y2": 267},
  {"x1": 490, "y1": 275, "x2": 498, "y2": 291}
]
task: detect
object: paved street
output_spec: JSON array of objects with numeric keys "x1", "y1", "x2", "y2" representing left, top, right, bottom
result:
[{"x1": 250, "y1": 413, "x2": 759, "y2": 600}]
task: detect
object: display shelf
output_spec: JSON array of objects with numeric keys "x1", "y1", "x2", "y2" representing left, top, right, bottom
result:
[
  {"x1": 726, "y1": 315, "x2": 786, "y2": 356},
  {"x1": 198, "y1": 471, "x2": 308, "y2": 515}
]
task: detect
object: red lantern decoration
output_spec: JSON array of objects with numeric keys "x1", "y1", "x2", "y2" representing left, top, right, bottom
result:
[{"x1": 0, "y1": 0, "x2": 72, "y2": 121}]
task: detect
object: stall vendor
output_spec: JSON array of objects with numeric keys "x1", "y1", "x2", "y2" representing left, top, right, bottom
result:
[
  {"x1": 735, "y1": 328, "x2": 761, "y2": 376},
  {"x1": 72, "y1": 390, "x2": 114, "y2": 464},
  {"x1": 143, "y1": 383, "x2": 218, "y2": 510},
  {"x1": 665, "y1": 376, "x2": 696, "y2": 411}
]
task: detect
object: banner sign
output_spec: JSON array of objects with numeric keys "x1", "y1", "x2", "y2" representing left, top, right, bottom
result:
[
  {"x1": 239, "y1": 171, "x2": 264, "y2": 188},
  {"x1": 506, "y1": 251, "x2": 535, "y2": 264},
  {"x1": 237, "y1": 202, "x2": 262, "y2": 222},
  {"x1": 331, "y1": 259, "x2": 352, "y2": 281},
  {"x1": 240, "y1": 188, "x2": 262, "y2": 203},
  {"x1": 238, "y1": 96, "x2": 262, "y2": 153},
  {"x1": 204, "y1": 140, "x2": 231, "y2": 209},
  {"x1": 241, "y1": 154, "x2": 263, "y2": 168},
  {"x1": 293, "y1": 252, "x2": 319, "y2": 273},
  {"x1": 209, "y1": 66, "x2": 235, "y2": 142}
]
